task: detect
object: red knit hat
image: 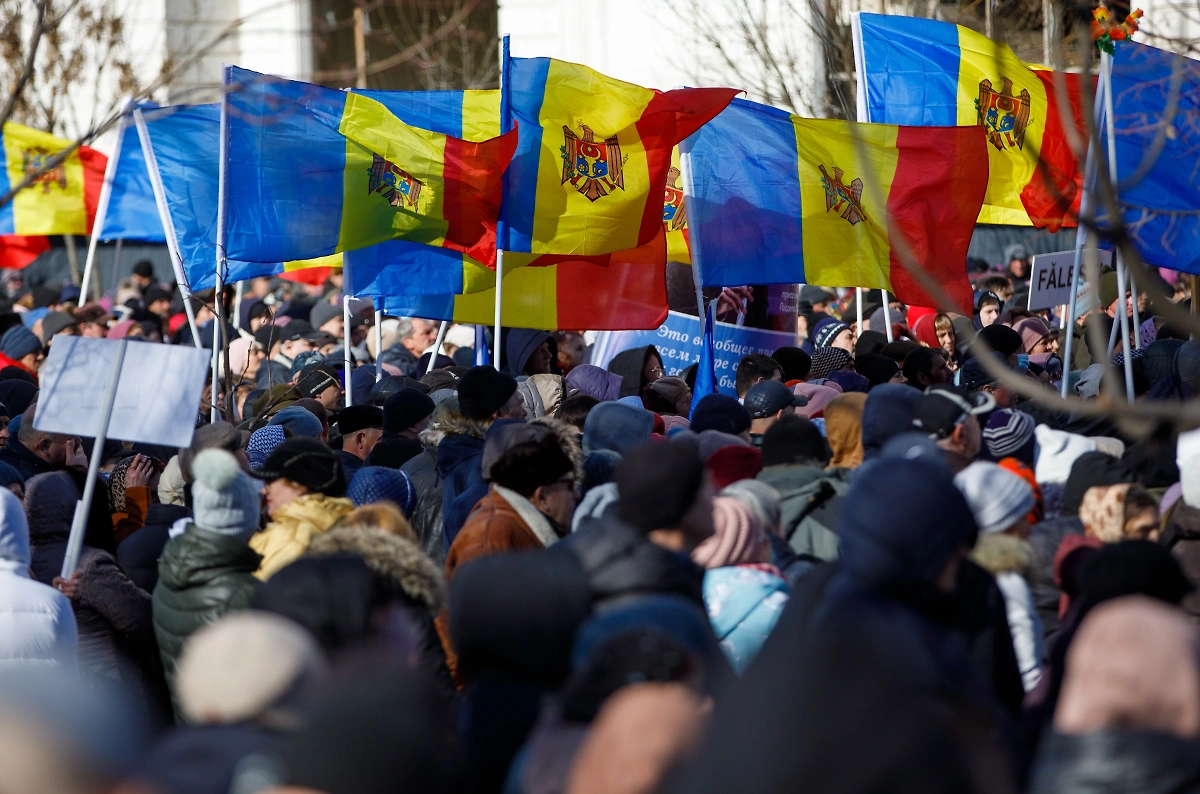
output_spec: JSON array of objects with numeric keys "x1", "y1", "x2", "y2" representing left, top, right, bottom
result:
[{"x1": 705, "y1": 445, "x2": 763, "y2": 490}]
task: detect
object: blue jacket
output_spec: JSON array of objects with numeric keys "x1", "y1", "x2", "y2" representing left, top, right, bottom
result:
[
  {"x1": 437, "y1": 432, "x2": 486, "y2": 547},
  {"x1": 703, "y1": 565, "x2": 790, "y2": 674}
]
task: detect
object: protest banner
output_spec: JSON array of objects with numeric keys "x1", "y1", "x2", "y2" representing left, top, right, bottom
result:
[
  {"x1": 1028, "y1": 249, "x2": 1112, "y2": 311},
  {"x1": 35, "y1": 337, "x2": 211, "y2": 577},
  {"x1": 590, "y1": 310, "x2": 797, "y2": 396}
]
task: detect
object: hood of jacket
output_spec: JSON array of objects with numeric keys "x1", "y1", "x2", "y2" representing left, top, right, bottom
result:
[
  {"x1": 0, "y1": 489, "x2": 29, "y2": 568},
  {"x1": 970, "y1": 532, "x2": 1036, "y2": 579},
  {"x1": 306, "y1": 523, "x2": 445, "y2": 611},
  {"x1": 517, "y1": 374, "x2": 566, "y2": 419},
  {"x1": 436, "y1": 432, "x2": 486, "y2": 480},
  {"x1": 506, "y1": 329, "x2": 554, "y2": 377},
  {"x1": 583, "y1": 401, "x2": 654, "y2": 455},
  {"x1": 606, "y1": 346, "x2": 658, "y2": 399},
  {"x1": 24, "y1": 470, "x2": 79, "y2": 545},
  {"x1": 703, "y1": 565, "x2": 789, "y2": 642},
  {"x1": 566, "y1": 364, "x2": 623, "y2": 403},
  {"x1": 158, "y1": 526, "x2": 264, "y2": 590},
  {"x1": 756, "y1": 463, "x2": 836, "y2": 495}
]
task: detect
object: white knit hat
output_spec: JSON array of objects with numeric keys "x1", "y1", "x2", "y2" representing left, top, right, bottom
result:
[
  {"x1": 954, "y1": 462, "x2": 1035, "y2": 534},
  {"x1": 190, "y1": 449, "x2": 261, "y2": 539},
  {"x1": 1034, "y1": 425, "x2": 1097, "y2": 486}
]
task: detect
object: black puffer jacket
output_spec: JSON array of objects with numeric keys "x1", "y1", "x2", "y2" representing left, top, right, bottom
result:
[
  {"x1": 402, "y1": 446, "x2": 445, "y2": 565},
  {"x1": 152, "y1": 526, "x2": 262, "y2": 696},
  {"x1": 118, "y1": 504, "x2": 191, "y2": 593},
  {"x1": 553, "y1": 514, "x2": 705, "y2": 610},
  {"x1": 1030, "y1": 731, "x2": 1200, "y2": 794}
]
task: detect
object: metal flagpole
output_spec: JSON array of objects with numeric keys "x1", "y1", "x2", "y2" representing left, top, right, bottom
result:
[
  {"x1": 233, "y1": 280, "x2": 244, "y2": 330},
  {"x1": 1130, "y1": 270, "x2": 1143, "y2": 349},
  {"x1": 427, "y1": 321, "x2": 449, "y2": 375},
  {"x1": 134, "y1": 108, "x2": 202, "y2": 349},
  {"x1": 211, "y1": 66, "x2": 231, "y2": 422},
  {"x1": 679, "y1": 143, "x2": 707, "y2": 348},
  {"x1": 343, "y1": 295, "x2": 353, "y2": 406},
  {"x1": 880, "y1": 288, "x2": 894, "y2": 342},
  {"x1": 80, "y1": 100, "x2": 130, "y2": 304},
  {"x1": 856, "y1": 288, "x2": 864, "y2": 337},
  {"x1": 493, "y1": 34, "x2": 512, "y2": 370},
  {"x1": 374, "y1": 298, "x2": 383, "y2": 382},
  {"x1": 1101, "y1": 51, "x2": 1135, "y2": 401}
]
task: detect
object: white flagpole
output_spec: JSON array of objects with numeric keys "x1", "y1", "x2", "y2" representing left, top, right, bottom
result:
[
  {"x1": 881, "y1": 289, "x2": 894, "y2": 342},
  {"x1": 233, "y1": 280, "x2": 244, "y2": 330},
  {"x1": 679, "y1": 143, "x2": 706, "y2": 344},
  {"x1": 343, "y1": 294, "x2": 353, "y2": 406},
  {"x1": 374, "y1": 298, "x2": 383, "y2": 383},
  {"x1": 212, "y1": 66, "x2": 231, "y2": 422},
  {"x1": 134, "y1": 108, "x2": 202, "y2": 349},
  {"x1": 80, "y1": 100, "x2": 130, "y2": 304},
  {"x1": 1101, "y1": 51, "x2": 1135, "y2": 401},
  {"x1": 493, "y1": 34, "x2": 511, "y2": 370},
  {"x1": 427, "y1": 320, "x2": 449, "y2": 375}
]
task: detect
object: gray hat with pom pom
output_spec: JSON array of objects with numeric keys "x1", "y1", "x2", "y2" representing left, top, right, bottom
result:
[{"x1": 191, "y1": 449, "x2": 261, "y2": 539}]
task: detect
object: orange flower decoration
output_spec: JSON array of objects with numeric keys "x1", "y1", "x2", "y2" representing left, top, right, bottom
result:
[{"x1": 1092, "y1": 6, "x2": 1144, "y2": 54}]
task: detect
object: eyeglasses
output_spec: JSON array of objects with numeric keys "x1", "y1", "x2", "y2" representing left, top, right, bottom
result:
[{"x1": 647, "y1": 366, "x2": 664, "y2": 376}]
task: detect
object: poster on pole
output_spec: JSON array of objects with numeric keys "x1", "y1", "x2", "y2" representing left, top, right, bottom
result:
[
  {"x1": 34, "y1": 337, "x2": 211, "y2": 448},
  {"x1": 1028, "y1": 249, "x2": 1113, "y2": 311},
  {"x1": 590, "y1": 311, "x2": 797, "y2": 396}
]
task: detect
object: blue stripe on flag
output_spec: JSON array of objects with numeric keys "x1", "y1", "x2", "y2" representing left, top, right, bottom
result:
[
  {"x1": 504, "y1": 57, "x2": 551, "y2": 254},
  {"x1": 859, "y1": 14, "x2": 960, "y2": 126},
  {"x1": 101, "y1": 107, "x2": 166, "y2": 242}
]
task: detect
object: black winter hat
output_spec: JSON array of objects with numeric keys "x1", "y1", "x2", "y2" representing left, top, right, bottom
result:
[
  {"x1": 762, "y1": 414, "x2": 827, "y2": 466},
  {"x1": 616, "y1": 438, "x2": 706, "y2": 533},
  {"x1": 689, "y1": 394, "x2": 751, "y2": 436},
  {"x1": 481, "y1": 421, "x2": 574, "y2": 497},
  {"x1": 337, "y1": 404, "x2": 383, "y2": 435},
  {"x1": 457, "y1": 366, "x2": 517, "y2": 420},
  {"x1": 382, "y1": 389, "x2": 435, "y2": 436},
  {"x1": 251, "y1": 437, "x2": 347, "y2": 496}
]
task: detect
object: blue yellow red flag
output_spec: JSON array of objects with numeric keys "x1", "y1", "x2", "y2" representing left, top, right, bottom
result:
[
  {"x1": 0, "y1": 122, "x2": 106, "y2": 236},
  {"x1": 853, "y1": 12, "x2": 1088, "y2": 231},
  {"x1": 502, "y1": 56, "x2": 737, "y2": 257},
  {"x1": 683, "y1": 98, "x2": 988, "y2": 311}
]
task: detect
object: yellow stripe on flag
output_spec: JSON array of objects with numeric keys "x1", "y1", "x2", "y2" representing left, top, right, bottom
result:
[
  {"x1": 956, "y1": 27, "x2": 1050, "y2": 227},
  {"x1": 665, "y1": 146, "x2": 690, "y2": 264},
  {"x1": 4, "y1": 123, "x2": 87, "y2": 236},
  {"x1": 794, "y1": 118, "x2": 898, "y2": 291},
  {"x1": 284, "y1": 252, "x2": 343, "y2": 271},
  {"x1": 462, "y1": 90, "x2": 501, "y2": 141},
  {"x1": 452, "y1": 262, "x2": 558, "y2": 328}
]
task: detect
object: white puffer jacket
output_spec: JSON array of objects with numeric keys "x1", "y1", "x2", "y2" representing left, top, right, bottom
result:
[{"x1": 0, "y1": 489, "x2": 76, "y2": 670}]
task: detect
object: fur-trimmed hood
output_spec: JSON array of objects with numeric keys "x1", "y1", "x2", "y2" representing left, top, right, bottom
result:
[
  {"x1": 306, "y1": 523, "x2": 445, "y2": 612},
  {"x1": 436, "y1": 412, "x2": 491, "y2": 443},
  {"x1": 970, "y1": 532, "x2": 1038, "y2": 579},
  {"x1": 530, "y1": 416, "x2": 585, "y2": 487}
]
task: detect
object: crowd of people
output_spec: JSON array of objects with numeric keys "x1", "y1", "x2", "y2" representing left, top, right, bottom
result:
[{"x1": 2, "y1": 248, "x2": 1200, "y2": 793}]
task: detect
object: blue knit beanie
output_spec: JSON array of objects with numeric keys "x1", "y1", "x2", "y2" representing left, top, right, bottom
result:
[
  {"x1": 0, "y1": 325, "x2": 42, "y2": 360},
  {"x1": 346, "y1": 466, "x2": 416, "y2": 516},
  {"x1": 269, "y1": 406, "x2": 323, "y2": 438},
  {"x1": 247, "y1": 424, "x2": 287, "y2": 471}
]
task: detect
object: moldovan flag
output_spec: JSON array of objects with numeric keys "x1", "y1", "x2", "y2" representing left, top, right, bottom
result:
[
  {"x1": 225, "y1": 66, "x2": 515, "y2": 267},
  {"x1": 664, "y1": 146, "x2": 691, "y2": 264},
  {"x1": 383, "y1": 233, "x2": 668, "y2": 330},
  {"x1": 0, "y1": 122, "x2": 107, "y2": 236},
  {"x1": 503, "y1": 56, "x2": 738, "y2": 257},
  {"x1": 853, "y1": 12, "x2": 1087, "y2": 230},
  {"x1": 683, "y1": 99, "x2": 987, "y2": 311}
]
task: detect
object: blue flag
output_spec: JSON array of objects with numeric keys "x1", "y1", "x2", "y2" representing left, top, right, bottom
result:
[
  {"x1": 1102, "y1": 42, "x2": 1200, "y2": 273},
  {"x1": 100, "y1": 106, "x2": 165, "y2": 242},
  {"x1": 689, "y1": 304, "x2": 717, "y2": 419},
  {"x1": 474, "y1": 324, "x2": 491, "y2": 367}
]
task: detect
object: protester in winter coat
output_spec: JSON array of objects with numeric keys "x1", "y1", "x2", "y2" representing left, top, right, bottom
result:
[
  {"x1": 0, "y1": 401, "x2": 84, "y2": 482},
  {"x1": 566, "y1": 364, "x2": 623, "y2": 403},
  {"x1": 445, "y1": 419, "x2": 583, "y2": 579},
  {"x1": 517, "y1": 374, "x2": 567, "y2": 419},
  {"x1": 606, "y1": 345, "x2": 664, "y2": 399},
  {"x1": 439, "y1": 366, "x2": 526, "y2": 545},
  {"x1": 28, "y1": 470, "x2": 156, "y2": 704},
  {"x1": 1030, "y1": 598, "x2": 1200, "y2": 794},
  {"x1": 250, "y1": 437, "x2": 352, "y2": 579},
  {"x1": 153, "y1": 449, "x2": 264, "y2": 700},
  {"x1": 694, "y1": 497, "x2": 789, "y2": 673},
  {"x1": 506, "y1": 329, "x2": 557, "y2": 377},
  {"x1": 0, "y1": 488, "x2": 76, "y2": 670},
  {"x1": 367, "y1": 388, "x2": 435, "y2": 469},
  {"x1": 555, "y1": 437, "x2": 713, "y2": 613},
  {"x1": 107, "y1": 453, "x2": 165, "y2": 543},
  {"x1": 138, "y1": 611, "x2": 325, "y2": 794},
  {"x1": 955, "y1": 462, "x2": 1045, "y2": 691},
  {"x1": 823, "y1": 392, "x2": 866, "y2": 469},
  {"x1": 400, "y1": 397, "x2": 457, "y2": 565},
  {"x1": 756, "y1": 415, "x2": 845, "y2": 562}
]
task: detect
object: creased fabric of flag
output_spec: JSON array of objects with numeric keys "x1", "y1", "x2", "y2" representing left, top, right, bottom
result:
[
  {"x1": 100, "y1": 105, "x2": 166, "y2": 242},
  {"x1": 0, "y1": 122, "x2": 106, "y2": 236}
]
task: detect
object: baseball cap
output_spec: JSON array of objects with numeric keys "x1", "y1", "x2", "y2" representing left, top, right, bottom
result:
[
  {"x1": 912, "y1": 384, "x2": 995, "y2": 440},
  {"x1": 743, "y1": 380, "x2": 808, "y2": 419},
  {"x1": 281, "y1": 320, "x2": 317, "y2": 342}
]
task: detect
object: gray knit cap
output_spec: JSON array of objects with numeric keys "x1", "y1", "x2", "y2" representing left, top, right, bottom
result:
[{"x1": 190, "y1": 449, "x2": 261, "y2": 539}]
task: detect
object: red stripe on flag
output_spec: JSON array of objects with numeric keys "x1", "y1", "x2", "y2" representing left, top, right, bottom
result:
[
  {"x1": 633, "y1": 89, "x2": 740, "y2": 256},
  {"x1": 279, "y1": 267, "x2": 334, "y2": 286},
  {"x1": 1023, "y1": 71, "x2": 1089, "y2": 232},
  {"x1": 79, "y1": 145, "x2": 108, "y2": 234},
  {"x1": 554, "y1": 231, "x2": 668, "y2": 330},
  {"x1": 441, "y1": 126, "x2": 518, "y2": 268},
  {"x1": 0, "y1": 235, "x2": 50, "y2": 269},
  {"x1": 887, "y1": 126, "x2": 989, "y2": 313}
]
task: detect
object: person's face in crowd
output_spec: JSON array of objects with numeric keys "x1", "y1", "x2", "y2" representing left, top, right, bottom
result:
[
  {"x1": 1125, "y1": 507, "x2": 1160, "y2": 541},
  {"x1": 526, "y1": 339, "x2": 553, "y2": 375},
  {"x1": 79, "y1": 320, "x2": 107, "y2": 338},
  {"x1": 0, "y1": 415, "x2": 8, "y2": 450},
  {"x1": 251, "y1": 277, "x2": 271, "y2": 299},
  {"x1": 315, "y1": 383, "x2": 343, "y2": 412},
  {"x1": 643, "y1": 353, "x2": 665, "y2": 387},
  {"x1": 350, "y1": 323, "x2": 369, "y2": 348},
  {"x1": 148, "y1": 298, "x2": 171, "y2": 318},
  {"x1": 983, "y1": 383, "x2": 1019, "y2": 409},
  {"x1": 532, "y1": 478, "x2": 578, "y2": 529},
  {"x1": 495, "y1": 390, "x2": 527, "y2": 421},
  {"x1": 979, "y1": 302, "x2": 1000, "y2": 327},
  {"x1": 18, "y1": 349, "x2": 43, "y2": 373},
  {"x1": 319, "y1": 340, "x2": 339, "y2": 357},
  {"x1": 244, "y1": 345, "x2": 265, "y2": 380},
  {"x1": 35, "y1": 433, "x2": 76, "y2": 467},
  {"x1": 832, "y1": 327, "x2": 856, "y2": 355},
  {"x1": 347, "y1": 427, "x2": 383, "y2": 461},
  {"x1": 402, "y1": 319, "x2": 439, "y2": 356},
  {"x1": 889, "y1": 369, "x2": 906, "y2": 384},
  {"x1": 319, "y1": 316, "x2": 344, "y2": 340},
  {"x1": 1106, "y1": 293, "x2": 1134, "y2": 319},
  {"x1": 557, "y1": 333, "x2": 585, "y2": 371},
  {"x1": 401, "y1": 414, "x2": 432, "y2": 439},
  {"x1": 1008, "y1": 257, "x2": 1030, "y2": 279},
  {"x1": 995, "y1": 286, "x2": 1014, "y2": 304},
  {"x1": 953, "y1": 414, "x2": 982, "y2": 460},
  {"x1": 263, "y1": 477, "x2": 309, "y2": 516},
  {"x1": 796, "y1": 314, "x2": 809, "y2": 342},
  {"x1": 1029, "y1": 333, "x2": 1059, "y2": 355},
  {"x1": 280, "y1": 338, "x2": 316, "y2": 361},
  {"x1": 927, "y1": 353, "x2": 954, "y2": 386},
  {"x1": 131, "y1": 273, "x2": 152, "y2": 291},
  {"x1": 936, "y1": 326, "x2": 956, "y2": 356},
  {"x1": 249, "y1": 311, "x2": 271, "y2": 333}
]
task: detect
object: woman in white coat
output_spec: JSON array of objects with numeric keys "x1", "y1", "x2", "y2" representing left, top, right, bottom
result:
[
  {"x1": 955, "y1": 461, "x2": 1045, "y2": 692},
  {"x1": 0, "y1": 488, "x2": 76, "y2": 670}
]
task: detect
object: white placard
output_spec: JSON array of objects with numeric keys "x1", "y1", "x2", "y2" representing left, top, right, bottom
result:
[
  {"x1": 34, "y1": 337, "x2": 211, "y2": 448},
  {"x1": 1027, "y1": 249, "x2": 1113, "y2": 311}
]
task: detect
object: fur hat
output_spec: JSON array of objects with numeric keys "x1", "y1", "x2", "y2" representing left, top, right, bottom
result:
[{"x1": 457, "y1": 366, "x2": 518, "y2": 421}]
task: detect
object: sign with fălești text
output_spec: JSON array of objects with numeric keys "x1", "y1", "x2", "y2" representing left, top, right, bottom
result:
[
  {"x1": 590, "y1": 311, "x2": 797, "y2": 396},
  {"x1": 34, "y1": 336, "x2": 211, "y2": 448},
  {"x1": 1027, "y1": 249, "x2": 1114, "y2": 311}
]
